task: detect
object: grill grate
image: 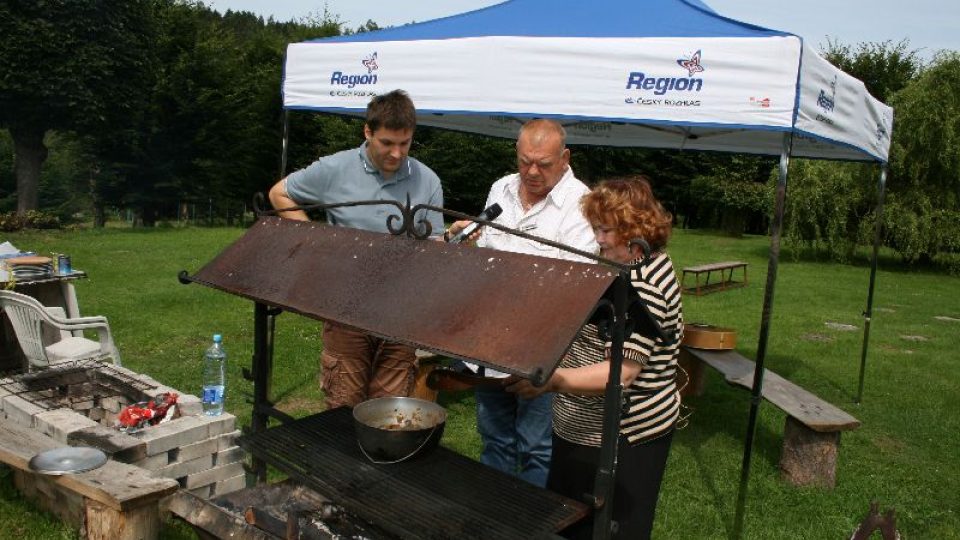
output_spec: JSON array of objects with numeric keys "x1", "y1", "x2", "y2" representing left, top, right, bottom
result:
[
  {"x1": 0, "y1": 360, "x2": 156, "y2": 411},
  {"x1": 239, "y1": 408, "x2": 588, "y2": 540}
]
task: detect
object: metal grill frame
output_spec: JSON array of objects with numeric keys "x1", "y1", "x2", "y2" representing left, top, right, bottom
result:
[
  {"x1": 181, "y1": 198, "x2": 661, "y2": 540},
  {"x1": 239, "y1": 408, "x2": 588, "y2": 539}
]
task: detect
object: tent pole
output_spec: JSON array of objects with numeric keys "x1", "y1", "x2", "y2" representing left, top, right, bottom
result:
[
  {"x1": 279, "y1": 109, "x2": 290, "y2": 179},
  {"x1": 733, "y1": 131, "x2": 793, "y2": 539},
  {"x1": 856, "y1": 163, "x2": 887, "y2": 404}
]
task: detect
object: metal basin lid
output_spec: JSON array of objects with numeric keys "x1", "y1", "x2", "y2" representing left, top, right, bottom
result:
[{"x1": 29, "y1": 446, "x2": 108, "y2": 475}]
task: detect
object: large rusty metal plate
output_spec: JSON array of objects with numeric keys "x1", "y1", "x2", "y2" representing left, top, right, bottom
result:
[{"x1": 186, "y1": 216, "x2": 617, "y2": 380}]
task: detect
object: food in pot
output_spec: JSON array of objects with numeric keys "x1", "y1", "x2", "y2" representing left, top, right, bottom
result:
[
  {"x1": 353, "y1": 397, "x2": 447, "y2": 463},
  {"x1": 379, "y1": 407, "x2": 428, "y2": 430}
]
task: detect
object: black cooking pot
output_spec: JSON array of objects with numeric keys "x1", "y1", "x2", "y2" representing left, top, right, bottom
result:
[{"x1": 352, "y1": 397, "x2": 447, "y2": 464}]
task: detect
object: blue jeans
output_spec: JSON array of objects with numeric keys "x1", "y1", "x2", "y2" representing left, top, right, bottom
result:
[{"x1": 475, "y1": 387, "x2": 554, "y2": 487}]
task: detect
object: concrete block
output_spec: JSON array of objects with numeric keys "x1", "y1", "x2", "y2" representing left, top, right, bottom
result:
[
  {"x1": 138, "y1": 415, "x2": 211, "y2": 455},
  {"x1": 2, "y1": 395, "x2": 47, "y2": 427},
  {"x1": 143, "y1": 384, "x2": 179, "y2": 401},
  {"x1": 99, "y1": 364, "x2": 145, "y2": 381},
  {"x1": 176, "y1": 395, "x2": 203, "y2": 416},
  {"x1": 183, "y1": 461, "x2": 245, "y2": 489},
  {"x1": 0, "y1": 384, "x2": 12, "y2": 411},
  {"x1": 72, "y1": 399, "x2": 95, "y2": 411},
  {"x1": 153, "y1": 454, "x2": 213, "y2": 480},
  {"x1": 173, "y1": 437, "x2": 219, "y2": 464},
  {"x1": 132, "y1": 452, "x2": 170, "y2": 471},
  {"x1": 203, "y1": 413, "x2": 236, "y2": 437},
  {"x1": 213, "y1": 446, "x2": 245, "y2": 467},
  {"x1": 88, "y1": 407, "x2": 105, "y2": 422},
  {"x1": 217, "y1": 430, "x2": 240, "y2": 451},
  {"x1": 213, "y1": 473, "x2": 247, "y2": 497},
  {"x1": 101, "y1": 396, "x2": 130, "y2": 414},
  {"x1": 135, "y1": 374, "x2": 164, "y2": 389},
  {"x1": 188, "y1": 484, "x2": 211, "y2": 499},
  {"x1": 34, "y1": 409, "x2": 99, "y2": 444}
]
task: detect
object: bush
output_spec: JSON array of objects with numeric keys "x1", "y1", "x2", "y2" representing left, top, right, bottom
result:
[{"x1": 0, "y1": 210, "x2": 61, "y2": 232}]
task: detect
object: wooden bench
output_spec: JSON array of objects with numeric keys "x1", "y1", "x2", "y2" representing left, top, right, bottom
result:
[
  {"x1": 679, "y1": 346, "x2": 860, "y2": 488},
  {"x1": 0, "y1": 416, "x2": 179, "y2": 539},
  {"x1": 681, "y1": 261, "x2": 748, "y2": 295}
]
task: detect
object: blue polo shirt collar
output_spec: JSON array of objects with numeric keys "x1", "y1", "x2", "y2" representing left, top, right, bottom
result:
[{"x1": 358, "y1": 142, "x2": 412, "y2": 184}]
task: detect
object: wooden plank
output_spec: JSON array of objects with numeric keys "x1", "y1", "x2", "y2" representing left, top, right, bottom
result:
[
  {"x1": 0, "y1": 416, "x2": 178, "y2": 511},
  {"x1": 683, "y1": 261, "x2": 747, "y2": 273},
  {"x1": 166, "y1": 490, "x2": 283, "y2": 540},
  {"x1": 683, "y1": 347, "x2": 860, "y2": 432},
  {"x1": 87, "y1": 498, "x2": 163, "y2": 540}
]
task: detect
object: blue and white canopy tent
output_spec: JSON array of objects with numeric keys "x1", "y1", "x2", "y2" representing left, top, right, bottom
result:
[
  {"x1": 283, "y1": 0, "x2": 890, "y2": 162},
  {"x1": 278, "y1": 0, "x2": 893, "y2": 537}
]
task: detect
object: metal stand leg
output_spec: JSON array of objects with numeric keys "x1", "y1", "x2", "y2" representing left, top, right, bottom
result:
[{"x1": 251, "y1": 302, "x2": 277, "y2": 483}]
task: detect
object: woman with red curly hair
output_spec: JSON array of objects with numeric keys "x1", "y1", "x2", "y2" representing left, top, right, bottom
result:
[{"x1": 507, "y1": 176, "x2": 684, "y2": 539}]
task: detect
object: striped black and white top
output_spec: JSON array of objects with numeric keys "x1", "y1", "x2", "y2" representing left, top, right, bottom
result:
[{"x1": 554, "y1": 252, "x2": 684, "y2": 446}]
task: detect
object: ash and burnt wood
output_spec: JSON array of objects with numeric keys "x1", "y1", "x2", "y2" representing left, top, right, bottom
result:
[
  {"x1": 221, "y1": 480, "x2": 386, "y2": 540},
  {"x1": 5, "y1": 362, "x2": 156, "y2": 412},
  {"x1": 185, "y1": 216, "x2": 617, "y2": 382},
  {"x1": 168, "y1": 490, "x2": 275, "y2": 540},
  {"x1": 238, "y1": 408, "x2": 589, "y2": 540}
]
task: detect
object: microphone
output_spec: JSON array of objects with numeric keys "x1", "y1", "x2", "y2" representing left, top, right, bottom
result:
[{"x1": 448, "y1": 203, "x2": 503, "y2": 244}]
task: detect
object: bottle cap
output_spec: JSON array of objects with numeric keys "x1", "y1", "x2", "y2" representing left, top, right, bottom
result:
[{"x1": 213, "y1": 334, "x2": 222, "y2": 343}]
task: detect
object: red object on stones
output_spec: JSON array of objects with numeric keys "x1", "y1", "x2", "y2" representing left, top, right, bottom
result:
[
  {"x1": 117, "y1": 393, "x2": 179, "y2": 429},
  {"x1": 118, "y1": 405, "x2": 155, "y2": 428}
]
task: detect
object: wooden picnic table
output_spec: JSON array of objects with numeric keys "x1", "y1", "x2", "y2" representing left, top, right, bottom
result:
[{"x1": 681, "y1": 261, "x2": 747, "y2": 295}]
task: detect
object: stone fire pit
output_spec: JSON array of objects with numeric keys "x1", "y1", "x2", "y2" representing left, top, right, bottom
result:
[{"x1": 0, "y1": 360, "x2": 246, "y2": 538}]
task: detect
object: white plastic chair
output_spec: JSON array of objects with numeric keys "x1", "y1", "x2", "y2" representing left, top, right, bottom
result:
[{"x1": 0, "y1": 290, "x2": 120, "y2": 370}]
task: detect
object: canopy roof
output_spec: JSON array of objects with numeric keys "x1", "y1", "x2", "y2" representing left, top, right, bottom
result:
[{"x1": 283, "y1": 0, "x2": 892, "y2": 162}]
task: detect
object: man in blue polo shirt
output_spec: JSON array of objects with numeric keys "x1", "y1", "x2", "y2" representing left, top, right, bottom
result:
[{"x1": 268, "y1": 89, "x2": 443, "y2": 409}]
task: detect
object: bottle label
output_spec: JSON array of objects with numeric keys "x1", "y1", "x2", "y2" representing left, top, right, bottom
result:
[{"x1": 202, "y1": 385, "x2": 224, "y2": 404}]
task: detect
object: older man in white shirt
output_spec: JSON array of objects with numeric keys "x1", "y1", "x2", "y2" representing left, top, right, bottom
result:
[{"x1": 450, "y1": 119, "x2": 597, "y2": 486}]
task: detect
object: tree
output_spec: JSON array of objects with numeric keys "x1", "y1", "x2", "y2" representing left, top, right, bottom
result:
[
  {"x1": 779, "y1": 41, "x2": 930, "y2": 263},
  {"x1": 0, "y1": 0, "x2": 155, "y2": 213},
  {"x1": 882, "y1": 51, "x2": 960, "y2": 266},
  {"x1": 821, "y1": 39, "x2": 922, "y2": 103}
]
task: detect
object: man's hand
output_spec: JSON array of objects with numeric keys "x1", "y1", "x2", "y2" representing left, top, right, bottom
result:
[{"x1": 445, "y1": 219, "x2": 483, "y2": 243}]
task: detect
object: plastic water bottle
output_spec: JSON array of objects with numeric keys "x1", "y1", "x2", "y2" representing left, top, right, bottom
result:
[{"x1": 202, "y1": 334, "x2": 226, "y2": 416}]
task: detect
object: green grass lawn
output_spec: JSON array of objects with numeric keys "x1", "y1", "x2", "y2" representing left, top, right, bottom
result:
[{"x1": 2, "y1": 225, "x2": 958, "y2": 539}]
